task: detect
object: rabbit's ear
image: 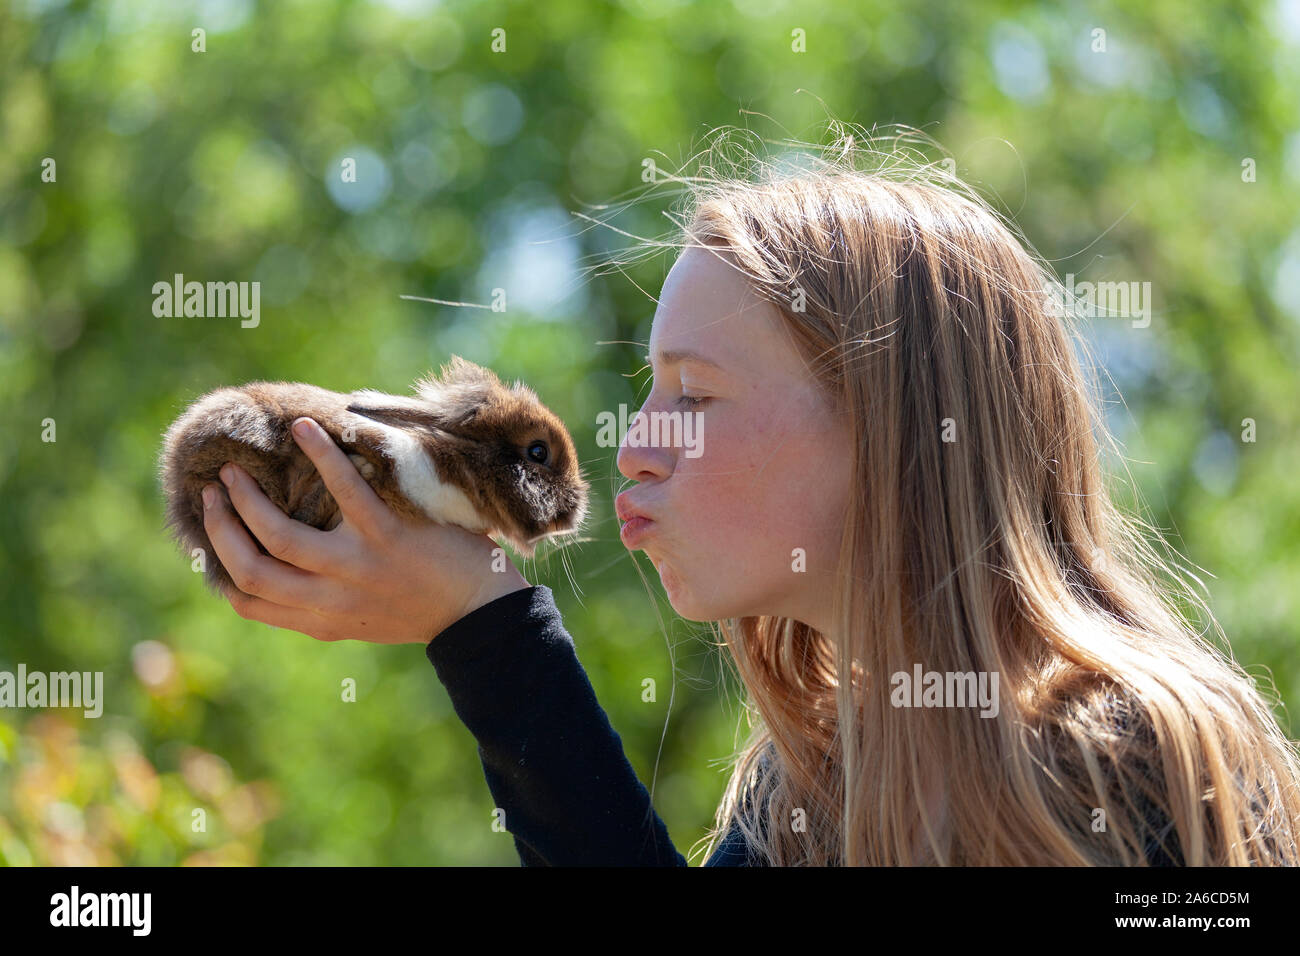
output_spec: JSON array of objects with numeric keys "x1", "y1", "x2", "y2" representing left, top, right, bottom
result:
[
  {"x1": 428, "y1": 357, "x2": 542, "y2": 407},
  {"x1": 347, "y1": 390, "x2": 448, "y2": 429},
  {"x1": 409, "y1": 357, "x2": 499, "y2": 425},
  {"x1": 414, "y1": 357, "x2": 494, "y2": 398},
  {"x1": 439, "y1": 355, "x2": 501, "y2": 388}
]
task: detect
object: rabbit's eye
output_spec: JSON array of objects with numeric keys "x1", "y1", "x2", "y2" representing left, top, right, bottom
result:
[{"x1": 526, "y1": 441, "x2": 549, "y2": 465}]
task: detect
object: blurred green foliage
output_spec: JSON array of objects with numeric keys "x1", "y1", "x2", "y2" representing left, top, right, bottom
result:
[{"x1": 1, "y1": 0, "x2": 1298, "y2": 864}]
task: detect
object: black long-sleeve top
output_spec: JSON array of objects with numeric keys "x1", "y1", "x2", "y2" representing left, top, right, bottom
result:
[
  {"x1": 425, "y1": 584, "x2": 760, "y2": 866},
  {"x1": 425, "y1": 584, "x2": 1181, "y2": 866}
]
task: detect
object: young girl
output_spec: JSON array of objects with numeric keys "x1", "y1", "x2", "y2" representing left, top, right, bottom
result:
[{"x1": 198, "y1": 133, "x2": 1300, "y2": 865}]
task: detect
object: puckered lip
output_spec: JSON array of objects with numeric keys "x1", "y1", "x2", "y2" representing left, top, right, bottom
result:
[{"x1": 615, "y1": 492, "x2": 653, "y2": 524}]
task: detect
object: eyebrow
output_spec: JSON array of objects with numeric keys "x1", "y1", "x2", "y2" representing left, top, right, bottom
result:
[{"x1": 645, "y1": 348, "x2": 726, "y2": 371}]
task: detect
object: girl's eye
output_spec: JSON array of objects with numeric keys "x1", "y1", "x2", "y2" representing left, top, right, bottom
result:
[{"x1": 677, "y1": 394, "x2": 707, "y2": 409}]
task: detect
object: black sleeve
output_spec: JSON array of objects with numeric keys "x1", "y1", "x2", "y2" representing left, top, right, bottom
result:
[{"x1": 425, "y1": 584, "x2": 730, "y2": 866}]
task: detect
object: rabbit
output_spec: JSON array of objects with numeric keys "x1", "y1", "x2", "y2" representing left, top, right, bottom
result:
[{"x1": 159, "y1": 355, "x2": 589, "y2": 595}]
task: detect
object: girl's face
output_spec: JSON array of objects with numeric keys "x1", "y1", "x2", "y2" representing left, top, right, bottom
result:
[{"x1": 616, "y1": 246, "x2": 855, "y2": 634}]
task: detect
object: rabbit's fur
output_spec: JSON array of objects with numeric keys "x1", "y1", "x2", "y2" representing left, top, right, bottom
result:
[{"x1": 159, "y1": 356, "x2": 588, "y2": 595}]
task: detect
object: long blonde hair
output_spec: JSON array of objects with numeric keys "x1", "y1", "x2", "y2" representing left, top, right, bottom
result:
[{"x1": 632, "y1": 126, "x2": 1300, "y2": 865}]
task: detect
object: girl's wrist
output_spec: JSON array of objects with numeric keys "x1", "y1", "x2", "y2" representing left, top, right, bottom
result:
[{"x1": 432, "y1": 564, "x2": 531, "y2": 643}]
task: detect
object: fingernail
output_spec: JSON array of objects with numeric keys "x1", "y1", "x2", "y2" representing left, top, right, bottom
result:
[
  {"x1": 202, "y1": 485, "x2": 216, "y2": 509},
  {"x1": 293, "y1": 419, "x2": 314, "y2": 439},
  {"x1": 220, "y1": 464, "x2": 235, "y2": 486}
]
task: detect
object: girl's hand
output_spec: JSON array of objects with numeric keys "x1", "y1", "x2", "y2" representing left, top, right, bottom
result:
[{"x1": 199, "y1": 416, "x2": 530, "y2": 644}]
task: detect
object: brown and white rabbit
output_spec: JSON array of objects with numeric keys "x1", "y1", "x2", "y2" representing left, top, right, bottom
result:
[{"x1": 159, "y1": 355, "x2": 588, "y2": 595}]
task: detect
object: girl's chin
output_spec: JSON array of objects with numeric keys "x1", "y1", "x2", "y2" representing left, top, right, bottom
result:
[
  {"x1": 655, "y1": 561, "x2": 714, "y2": 622},
  {"x1": 646, "y1": 549, "x2": 669, "y2": 576},
  {"x1": 650, "y1": 552, "x2": 736, "y2": 621},
  {"x1": 652, "y1": 556, "x2": 682, "y2": 601}
]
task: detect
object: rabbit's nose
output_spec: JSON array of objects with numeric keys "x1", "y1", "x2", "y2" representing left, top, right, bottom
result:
[{"x1": 553, "y1": 502, "x2": 584, "y2": 529}]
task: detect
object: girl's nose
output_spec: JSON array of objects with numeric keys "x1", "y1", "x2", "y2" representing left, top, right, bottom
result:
[{"x1": 616, "y1": 409, "x2": 671, "y2": 482}]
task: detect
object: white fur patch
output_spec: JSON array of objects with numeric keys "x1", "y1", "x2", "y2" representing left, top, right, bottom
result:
[
  {"x1": 365, "y1": 419, "x2": 490, "y2": 533},
  {"x1": 347, "y1": 453, "x2": 376, "y2": 479}
]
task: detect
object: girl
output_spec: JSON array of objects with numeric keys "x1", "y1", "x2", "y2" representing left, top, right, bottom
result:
[{"x1": 199, "y1": 132, "x2": 1300, "y2": 865}]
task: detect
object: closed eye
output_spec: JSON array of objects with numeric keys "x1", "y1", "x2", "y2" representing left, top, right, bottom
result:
[{"x1": 677, "y1": 394, "x2": 708, "y2": 409}]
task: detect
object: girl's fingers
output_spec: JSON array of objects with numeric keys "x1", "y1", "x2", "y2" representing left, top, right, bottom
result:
[
  {"x1": 223, "y1": 582, "x2": 317, "y2": 634},
  {"x1": 218, "y1": 462, "x2": 337, "y2": 574},
  {"x1": 202, "y1": 483, "x2": 337, "y2": 612},
  {"x1": 223, "y1": 586, "x2": 341, "y2": 642},
  {"x1": 288, "y1": 417, "x2": 393, "y2": 538}
]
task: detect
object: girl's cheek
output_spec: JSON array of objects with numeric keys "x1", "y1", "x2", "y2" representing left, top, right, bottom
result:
[{"x1": 681, "y1": 414, "x2": 766, "y2": 534}]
